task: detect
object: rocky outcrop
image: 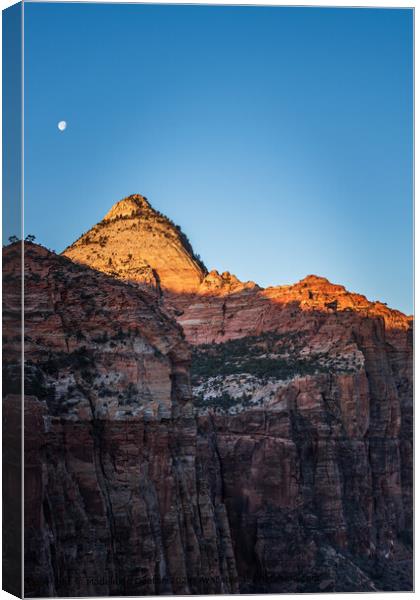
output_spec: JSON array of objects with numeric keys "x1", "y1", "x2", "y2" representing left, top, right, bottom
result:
[
  {"x1": 62, "y1": 195, "x2": 206, "y2": 298},
  {"x1": 4, "y1": 243, "x2": 238, "y2": 597},
  {"x1": 178, "y1": 271, "x2": 411, "y2": 344}
]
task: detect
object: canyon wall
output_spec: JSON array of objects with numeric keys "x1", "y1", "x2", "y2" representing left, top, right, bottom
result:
[
  {"x1": 5, "y1": 243, "x2": 238, "y2": 597},
  {"x1": 7, "y1": 195, "x2": 412, "y2": 594},
  {"x1": 186, "y1": 271, "x2": 413, "y2": 591}
]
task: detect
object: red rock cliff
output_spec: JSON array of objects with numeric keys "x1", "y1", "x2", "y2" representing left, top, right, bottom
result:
[
  {"x1": 11, "y1": 193, "x2": 412, "y2": 593},
  {"x1": 185, "y1": 271, "x2": 412, "y2": 591},
  {"x1": 59, "y1": 196, "x2": 412, "y2": 592},
  {"x1": 4, "y1": 243, "x2": 238, "y2": 596}
]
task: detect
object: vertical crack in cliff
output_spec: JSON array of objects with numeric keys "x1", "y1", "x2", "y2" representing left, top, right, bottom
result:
[
  {"x1": 208, "y1": 414, "x2": 226, "y2": 504},
  {"x1": 74, "y1": 375, "x2": 120, "y2": 593}
]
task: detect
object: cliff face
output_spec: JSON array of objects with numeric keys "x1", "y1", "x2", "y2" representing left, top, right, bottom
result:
[
  {"x1": 15, "y1": 195, "x2": 413, "y2": 594},
  {"x1": 187, "y1": 271, "x2": 413, "y2": 591},
  {"x1": 2, "y1": 242, "x2": 23, "y2": 597},
  {"x1": 4, "y1": 243, "x2": 238, "y2": 597},
  {"x1": 62, "y1": 194, "x2": 206, "y2": 298}
]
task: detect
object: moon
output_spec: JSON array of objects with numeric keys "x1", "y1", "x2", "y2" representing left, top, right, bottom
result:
[{"x1": 58, "y1": 120, "x2": 67, "y2": 131}]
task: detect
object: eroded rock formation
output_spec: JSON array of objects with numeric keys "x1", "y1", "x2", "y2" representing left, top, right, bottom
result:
[
  {"x1": 4, "y1": 243, "x2": 238, "y2": 597},
  {"x1": 8, "y1": 194, "x2": 412, "y2": 594},
  {"x1": 186, "y1": 272, "x2": 413, "y2": 591}
]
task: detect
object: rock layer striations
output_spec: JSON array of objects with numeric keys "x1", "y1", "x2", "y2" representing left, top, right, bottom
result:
[{"x1": 4, "y1": 243, "x2": 238, "y2": 596}]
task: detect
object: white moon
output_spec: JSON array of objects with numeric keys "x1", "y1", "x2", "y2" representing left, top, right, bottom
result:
[{"x1": 58, "y1": 120, "x2": 67, "y2": 131}]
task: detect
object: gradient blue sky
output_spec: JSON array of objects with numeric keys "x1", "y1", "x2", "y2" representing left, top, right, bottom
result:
[{"x1": 24, "y1": 4, "x2": 413, "y2": 313}]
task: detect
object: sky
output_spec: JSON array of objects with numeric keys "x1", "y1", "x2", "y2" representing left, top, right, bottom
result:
[{"x1": 23, "y1": 4, "x2": 413, "y2": 313}]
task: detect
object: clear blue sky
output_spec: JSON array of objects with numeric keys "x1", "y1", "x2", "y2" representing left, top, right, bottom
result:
[{"x1": 24, "y1": 4, "x2": 413, "y2": 313}]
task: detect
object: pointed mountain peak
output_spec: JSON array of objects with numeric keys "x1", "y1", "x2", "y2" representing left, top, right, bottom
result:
[
  {"x1": 63, "y1": 194, "x2": 207, "y2": 296},
  {"x1": 104, "y1": 194, "x2": 151, "y2": 221}
]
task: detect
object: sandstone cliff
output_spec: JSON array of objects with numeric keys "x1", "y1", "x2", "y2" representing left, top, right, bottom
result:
[
  {"x1": 185, "y1": 271, "x2": 413, "y2": 591},
  {"x1": 60, "y1": 196, "x2": 412, "y2": 592},
  {"x1": 4, "y1": 243, "x2": 238, "y2": 596},
  {"x1": 12, "y1": 193, "x2": 413, "y2": 593}
]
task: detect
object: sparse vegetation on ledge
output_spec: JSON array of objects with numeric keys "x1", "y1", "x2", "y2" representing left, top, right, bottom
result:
[{"x1": 191, "y1": 331, "x2": 359, "y2": 386}]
